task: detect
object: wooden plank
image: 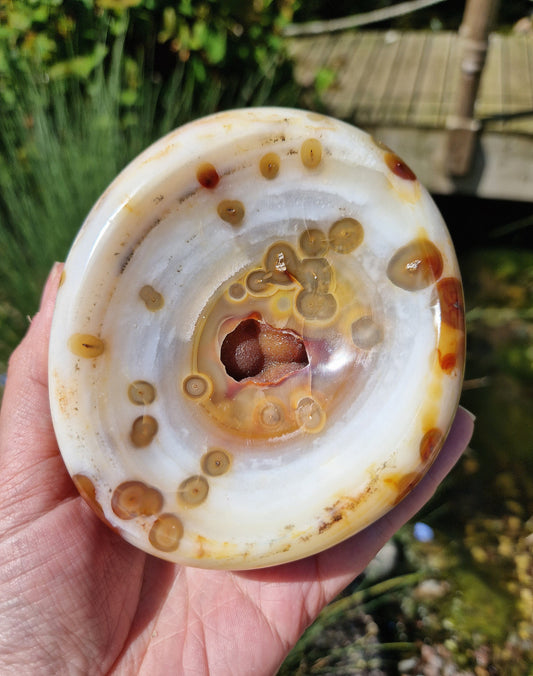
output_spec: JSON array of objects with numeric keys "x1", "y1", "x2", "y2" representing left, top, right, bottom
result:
[
  {"x1": 440, "y1": 33, "x2": 461, "y2": 120},
  {"x1": 477, "y1": 33, "x2": 503, "y2": 115},
  {"x1": 366, "y1": 126, "x2": 533, "y2": 202},
  {"x1": 501, "y1": 34, "x2": 533, "y2": 135},
  {"x1": 355, "y1": 32, "x2": 402, "y2": 124},
  {"x1": 411, "y1": 32, "x2": 454, "y2": 126},
  {"x1": 285, "y1": 35, "x2": 311, "y2": 61},
  {"x1": 288, "y1": 35, "x2": 337, "y2": 88},
  {"x1": 326, "y1": 32, "x2": 381, "y2": 119},
  {"x1": 406, "y1": 32, "x2": 433, "y2": 125},
  {"x1": 317, "y1": 32, "x2": 363, "y2": 118},
  {"x1": 288, "y1": 31, "x2": 533, "y2": 137},
  {"x1": 380, "y1": 32, "x2": 427, "y2": 124},
  {"x1": 502, "y1": 34, "x2": 533, "y2": 112},
  {"x1": 510, "y1": 35, "x2": 533, "y2": 134}
]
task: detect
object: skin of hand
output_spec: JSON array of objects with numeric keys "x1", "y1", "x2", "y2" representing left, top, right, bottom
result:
[{"x1": 0, "y1": 263, "x2": 474, "y2": 676}]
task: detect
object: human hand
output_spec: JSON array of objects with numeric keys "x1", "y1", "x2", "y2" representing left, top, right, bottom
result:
[{"x1": 0, "y1": 263, "x2": 474, "y2": 675}]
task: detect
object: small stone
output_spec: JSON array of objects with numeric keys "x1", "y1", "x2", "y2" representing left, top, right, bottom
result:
[
  {"x1": 398, "y1": 657, "x2": 418, "y2": 672},
  {"x1": 364, "y1": 540, "x2": 398, "y2": 581},
  {"x1": 414, "y1": 578, "x2": 450, "y2": 601}
]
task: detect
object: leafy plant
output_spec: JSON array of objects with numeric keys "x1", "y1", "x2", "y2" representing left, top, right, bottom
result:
[{"x1": 0, "y1": 1, "x2": 301, "y2": 371}]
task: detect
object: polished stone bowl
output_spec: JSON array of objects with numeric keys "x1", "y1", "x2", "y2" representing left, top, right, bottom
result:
[{"x1": 49, "y1": 108, "x2": 465, "y2": 569}]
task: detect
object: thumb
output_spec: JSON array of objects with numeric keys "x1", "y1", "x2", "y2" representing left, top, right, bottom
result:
[{"x1": 0, "y1": 263, "x2": 72, "y2": 524}]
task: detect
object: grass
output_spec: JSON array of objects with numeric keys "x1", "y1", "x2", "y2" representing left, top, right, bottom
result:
[
  {"x1": 278, "y1": 567, "x2": 425, "y2": 674},
  {"x1": 0, "y1": 53, "x2": 214, "y2": 373},
  {"x1": 0, "y1": 24, "x2": 298, "y2": 374}
]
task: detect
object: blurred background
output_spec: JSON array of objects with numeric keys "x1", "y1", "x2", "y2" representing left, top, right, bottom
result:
[{"x1": 1, "y1": 1, "x2": 532, "y2": 673}]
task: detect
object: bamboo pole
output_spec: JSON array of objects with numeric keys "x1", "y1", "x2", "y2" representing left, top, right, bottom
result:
[
  {"x1": 445, "y1": 0, "x2": 500, "y2": 176},
  {"x1": 282, "y1": 0, "x2": 447, "y2": 37}
]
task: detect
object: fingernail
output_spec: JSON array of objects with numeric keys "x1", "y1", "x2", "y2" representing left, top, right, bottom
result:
[
  {"x1": 50, "y1": 261, "x2": 63, "y2": 282},
  {"x1": 40, "y1": 262, "x2": 64, "y2": 306},
  {"x1": 458, "y1": 405, "x2": 476, "y2": 423},
  {"x1": 45, "y1": 262, "x2": 62, "y2": 288}
]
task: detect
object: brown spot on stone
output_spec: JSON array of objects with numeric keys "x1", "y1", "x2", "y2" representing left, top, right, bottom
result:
[
  {"x1": 128, "y1": 381, "x2": 156, "y2": 405},
  {"x1": 177, "y1": 475, "x2": 209, "y2": 507},
  {"x1": 329, "y1": 217, "x2": 364, "y2": 254},
  {"x1": 149, "y1": 513, "x2": 183, "y2": 552},
  {"x1": 297, "y1": 257, "x2": 332, "y2": 293},
  {"x1": 111, "y1": 481, "x2": 163, "y2": 520},
  {"x1": 228, "y1": 283, "x2": 245, "y2": 300},
  {"x1": 260, "y1": 152, "x2": 280, "y2": 179},
  {"x1": 68, "y1": 333, "x2": 105, "y2": 358},
  {"x1": 258, "y1": 401, "x2": 284, "y2": 428},
  {"x1": 439, "y1": 351, "x2": 457, "y2": 373},
  {"x1": 300, "y1": 138, "x2": 322, "y2": 168},
  {"x1": 296, "y1": 290, "x2": 337, "y2": 321},
  {"x1": 264, "y1": 242, "x2": 300, "y2": 286},
  {"x1": 299, "y1": 228, "x2": 328, "y2": 257},
  {"x1": 317, "y1": 496, "x2": 360, "y2": 534},
  {"x1": 73, "y1": 474, "x2": 104, "y2": 518},
  {"x1": 217, "y1": 200, "x2": 245, "y2": 225},
  {"x1": 130, "y1": 415, "x2": 158, "y2": 447},
  {"x1": 387, "y1": 239, "x2": 444, "y2": 291},
  {"x1": 351, "y1": 316, "x2": 383, "y2": 350},
  {"x1": 420, "y1": 428, "x2": 444, "y2": 463},
  {"x1": 246, "y1": 269, "x2": 271, "y2": 295},
  {"x1": 196, "y1": 162, "x2": 219, "y2": 189},
  {"x1": 437, "y1": 277, "x2": 465, "y2": 331},
  {"x1": 387, "y1": 472, "x2": 422, "y2": 505},
  {"x1": 296, "y1": 397, "x2": 325, "y2": 432},
  {"x1": 139, "y1": 285, "x2": 164, "y2": 311},
  {"x1": 201, "y1": 449, "x2": 232, "y2": 476},
  {"x1": 183, "y1": 374, "x2": 211, "y2": 400},
  {"x1": 384, "y1": 152, "x2": 417, "y2": 181}
]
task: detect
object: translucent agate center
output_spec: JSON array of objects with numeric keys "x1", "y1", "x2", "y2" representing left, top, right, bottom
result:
[
  {"x1": 183, "y1": 232, "x2": 387, "y2": 440},
  {"x1": 220, "y1": 318, "x2": 309, "y2": 383}
]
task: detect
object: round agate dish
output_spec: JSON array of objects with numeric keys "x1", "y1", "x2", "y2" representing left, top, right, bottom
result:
[{"x1": 48, "y1": 108, "x2": 465, "y2": 569}]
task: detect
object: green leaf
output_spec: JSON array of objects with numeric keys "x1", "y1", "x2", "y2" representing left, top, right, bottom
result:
[
  {"x1": 178, "y1": 0, "x2": 193, "y2": 18},
  {"x1": 47, "y1": 44, "x2": 108, "y2": 80},
  {"x1": 204, "y1": 28, "x2": 226, "y2": 64},
  {"x1": 158, "y1": 6, "x2": 177, "y2": 43},
  {"x1": 190, "y1": 20, "x2": 207, "y2": 50},
  {"x1": 120, "y1": 88, "x2": 138, "y2": 106},
  {"x1": 191, "y1": 56, "x2": 206, "y2": 83},
  {"x1": 8, "y1": 10, "x2": 33, "y2": 32},
  {"x1": 315, "y1": 67, "x2": 336, "y2": 94}
]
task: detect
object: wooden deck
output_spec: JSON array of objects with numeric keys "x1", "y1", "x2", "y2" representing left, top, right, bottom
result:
[{"x1": 288, "y1": 31, "x2": 533, "y2": 201}]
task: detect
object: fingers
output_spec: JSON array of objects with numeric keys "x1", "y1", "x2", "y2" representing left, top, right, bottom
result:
[
  {"x1": 314, "y1": 406, "x2": 475, "y2": 595},
  {"x1": 238, "y1": 407, "x2": 474, "y2": 592},
  {"x1": 369, "y1": 405, "x2": 474, "y2": 538},
  {"x1": 0, "y1": 264, "x2": 73, "y2": 526},
  {"x1": 0, "y1": 263, "x2": 62, "y2": 456}
]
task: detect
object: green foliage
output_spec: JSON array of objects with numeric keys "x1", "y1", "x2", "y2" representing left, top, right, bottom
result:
[
  {"x1": 0, "y1": 0, "x2": 299, "y2": 107},
  {"x1": 314, "y1": 66, "x2": 335, "y2": 95},
  {"x1": 0, "y1": 0, "x2": 301, "y2": 370}
]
